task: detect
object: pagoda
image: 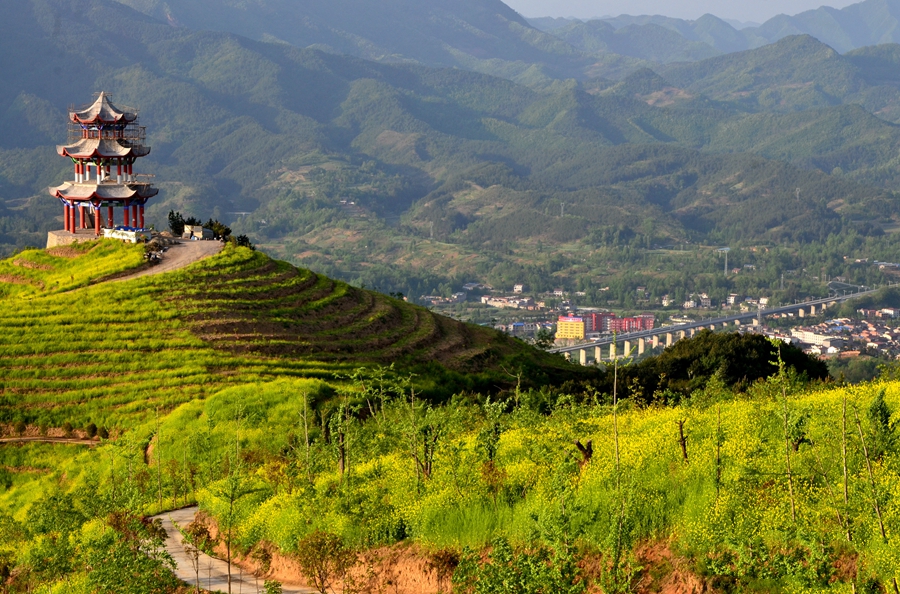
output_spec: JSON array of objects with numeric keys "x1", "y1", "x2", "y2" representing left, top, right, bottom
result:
[{"x1": 48, "y1": 92, "x2": 157, "y2": 237}]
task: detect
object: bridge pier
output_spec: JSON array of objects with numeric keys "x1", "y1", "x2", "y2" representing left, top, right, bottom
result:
[
  {"x1": 752, "y1": 318, "x2": 760, "y2": 326},
  {"x1": 564, "y1": 351, "x2": 571, "y2": 361},
  {"x1": 579, "y1": 349, "x2": 588, "y2": 366},
  {"x1": 638, "y1": 338, "x2": 646, "y2": 355},
  {"x1": 595, "y1": 345, "x2": 603, "y2": 363},
  {"x1": 624, "y1": 340, "x2": 632, "y2": 355},
  {"x1": 666, "y1": 333, "x2": 673, "y2": 347},
  {"x1": 734, "y1": 319, "x2": 741, "y2": 326},
  {"x1": 609, "y1": 342, "x2": 617, "y2": 360},
  {"x1": 798, "y1": 308, "x2": 805, "y2": 318},
  {"x1": 810, "y1": 305, "x2": 817, "y2": 315},
  {"x1": 652, "y1": 335, "x2": 659, "y2": 349}
]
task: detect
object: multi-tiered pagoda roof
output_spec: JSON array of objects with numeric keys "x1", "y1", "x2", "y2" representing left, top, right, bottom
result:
[{"x1": 49, "y1": 92, "x2": 157, "y2": 235}]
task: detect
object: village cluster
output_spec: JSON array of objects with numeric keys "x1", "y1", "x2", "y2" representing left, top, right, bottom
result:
[{"x1": 420, "y1": 281, "x2": 900, "y2": 361}]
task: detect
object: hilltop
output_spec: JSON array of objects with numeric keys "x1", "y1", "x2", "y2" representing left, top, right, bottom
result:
[{"x1": 0, "y1": 240, "x2": 582, "y2": 429}]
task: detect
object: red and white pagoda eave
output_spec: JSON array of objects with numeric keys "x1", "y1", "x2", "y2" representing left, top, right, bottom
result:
[{"x1": 48, "y1": 92, "x2": 157, "y2": 235}]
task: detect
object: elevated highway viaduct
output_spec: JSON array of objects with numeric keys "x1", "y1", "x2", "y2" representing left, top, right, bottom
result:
[{"x1": 549, "y1": 289, "x2": 879, "y2": 366}]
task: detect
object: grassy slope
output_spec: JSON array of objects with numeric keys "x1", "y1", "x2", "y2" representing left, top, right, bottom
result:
[
  {"x1": 3, "y1": 372, "x2": 899, "y2": 591},
  {"x1": 0, "y1": 240, "x2": 578, "y2": 429}
]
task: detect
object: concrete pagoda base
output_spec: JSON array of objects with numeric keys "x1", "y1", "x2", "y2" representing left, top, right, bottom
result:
[{"x1": 46, "y1": 229, "x2": 104, "y2": 249}]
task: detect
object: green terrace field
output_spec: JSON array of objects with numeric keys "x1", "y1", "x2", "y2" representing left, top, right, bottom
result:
[{"x1": 0, "y1": 240, "x2": 576, "y2": 431}]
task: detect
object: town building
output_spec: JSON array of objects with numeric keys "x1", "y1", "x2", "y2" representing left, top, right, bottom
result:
[
  {"x1": 791, "y1": 329, "x2": 845, "y2": 348},
  {"x1": 481, "y1": 295, "x2": 535, "y2": 309},
  {"x1": 556, "y1": 316, "x2": 586, "y2": 340},
  {"x1": 609, "y1": 313, "x2": 655, "y2": 333}
]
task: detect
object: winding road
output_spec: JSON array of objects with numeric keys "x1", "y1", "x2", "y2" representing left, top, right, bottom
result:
[
  {"x1": 154, "y1": 507, "x2": 317, "y2": 594},
  {"x1": 114, "y1": 239, "x2": 224, "y2": 282}
]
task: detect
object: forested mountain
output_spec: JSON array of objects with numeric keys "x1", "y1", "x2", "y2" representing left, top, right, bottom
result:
[
  {"x1": 538, "y1": 19, "x2": 720, "y2": 63},
  {"x1": 109, "y1": 0, "x2": 609, "y2": 81},
  {"x1": 533, "y1": 0, "x2": 900, "y2": 60},
  {"x1": 658, "y1": 35, "x2": 900, "y2": 120},
  {"x1": 2, "y1": 0, "x2": 900, "y2": 296}
]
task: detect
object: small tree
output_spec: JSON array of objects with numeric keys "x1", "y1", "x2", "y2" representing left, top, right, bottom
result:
[
  {"x1": 207, "y1": 461, "x2": 258, "y2": 594},
  {"x1": 233, "y1": 234, "x2": 255, "y2": 250},
  {"x1": 534, "y1": 327, "x2": 555, "y2": 350},
  {"x1": 204, "y1": 218, "x2": 232, "y2": 240},
  {"x1": 167, "y1": 210, "x2": 185, "y2": 236},
  {"x1": 293, "y1": 530, "x2": 356, "y2": 594},
  {"x1": 868, "y1": 388, "x2": 896, "y2": 461}
]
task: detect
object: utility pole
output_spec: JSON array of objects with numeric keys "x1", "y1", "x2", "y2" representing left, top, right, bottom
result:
[
  {"x1": 560, "y1": 202, "x2": 565, "y2": 217},
  {"x1": 717, "y1": 247, "x2": 730, "y2": 277},
  {"x1": 781, "y1": 273, "x2": 784, "y2": 290}
]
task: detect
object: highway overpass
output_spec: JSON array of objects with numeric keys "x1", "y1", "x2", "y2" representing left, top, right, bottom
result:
[{"x1": 550, "y1": 288, "x2": 879, "y2": 365}]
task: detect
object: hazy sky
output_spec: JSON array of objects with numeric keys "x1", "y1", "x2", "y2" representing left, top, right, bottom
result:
[{"x1": 504, "y1": 0, "x2": 861, "y2": 24}]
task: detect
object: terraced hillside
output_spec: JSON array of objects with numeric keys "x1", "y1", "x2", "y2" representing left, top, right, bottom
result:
[
  {"x1": 0, "y1": 240, "x2": 576, "y2": 431},
  {"x1": 173, "y1": 250, "x2": 507, "y2": 365}
]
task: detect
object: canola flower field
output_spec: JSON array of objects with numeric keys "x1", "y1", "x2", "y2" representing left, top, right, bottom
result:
[
  {"x1": 1, "y1": 239, "x2": 898, "y2": 592},
  {"x1": 3, "y1": 373, "x2": 896, "y2": 592}
]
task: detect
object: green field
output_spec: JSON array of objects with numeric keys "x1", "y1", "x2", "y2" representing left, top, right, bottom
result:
[{"x1": 0, "y1": 240, "x2": 898, "y2": 593}]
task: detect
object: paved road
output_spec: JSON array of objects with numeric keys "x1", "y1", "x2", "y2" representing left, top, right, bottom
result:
[
  {"x1": 154, "y1": 507, "x2": 317, "y2": 594},
  {"x1": 114, "y1": 239, "x2": 223, "y2": 282}
]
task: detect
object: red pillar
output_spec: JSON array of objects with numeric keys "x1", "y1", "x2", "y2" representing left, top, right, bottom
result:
[
  {"x1": 69, "y1": 204, "x2": 76, "y2": 233},
  {"x1": 107, "y1": 205, "x2": 114, "y2": 228},
  {"x1": 123, "y1": 206, "x2": 129, "y2": 227},
  {"x1": 139, "y1": 205, "x2": 145, "y2": 229},
  {"x1": 95, "y1": 206, "x2": 101, "y2": 235},
  {"x1": 117, "y1": 161, "x2": 122, "y2": 179},
  {"x1": 79, "y1": 205, "x2": 85, "y2": 229},
  {"x1": 63, "y1": 204, "x2": 69, "y2": 232},
  {"x1": 132, "y1": 204, "x2": 138, "y2": 227}
]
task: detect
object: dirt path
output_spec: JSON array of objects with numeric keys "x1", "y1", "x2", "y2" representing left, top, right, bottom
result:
[
  {"x1": 114, "y1": 239, "x2": 223, "y2": 282},
  {"x1": 154, "y1": 507, "x2": 317, "y2": 594},
  {"x1": 0, "y1": 436, "x2": 97, "y2": 446}
]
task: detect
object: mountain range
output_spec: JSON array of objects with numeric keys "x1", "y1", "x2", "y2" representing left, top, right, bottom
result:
[
  {"x1": 532, "y1": 0, "x2": 900, "y2": 60},
  {"x1": 1, "y1": 0, "x2": 900, "y2": 296}
]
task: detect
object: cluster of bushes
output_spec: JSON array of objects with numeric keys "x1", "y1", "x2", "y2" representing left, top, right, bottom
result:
[
  {"x1": 6, "y1": 421, "x2": 109, "y2": 439},
  {"x1": 167, "y1": 210, "x2": 253, "y2": 248}
]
